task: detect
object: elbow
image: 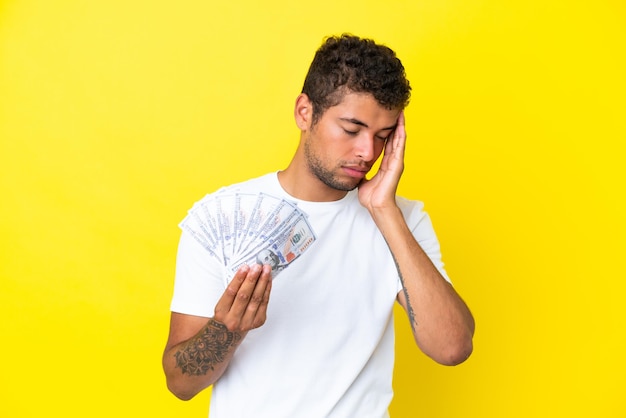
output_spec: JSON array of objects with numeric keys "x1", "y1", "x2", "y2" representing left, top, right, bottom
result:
[
  {"x1": 163, "y1": 354, "x2": 210, "y2": 401},
  {"x1": 166, "y1": 379, "x2": 198, "y2": 401},
  {"x1": 437, "y1": 337, "x2": 473, "y2": 366},
  {"x1": 422, "y1": 328, "x2": 474, "y2": 366},
  {"x1": 174, "y1": 392, "x2": 195, "y2": 401},
  {"x1": 437, "y1": 314, "x2": 476, "y2": 366},
  {"x1": 164, "y1": 373, "x2": 205, "y2": 401}
]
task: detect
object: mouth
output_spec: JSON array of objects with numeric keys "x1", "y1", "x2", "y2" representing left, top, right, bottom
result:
[{"x1": 341, "y1": 165, "x2": 369, "y2": 179}]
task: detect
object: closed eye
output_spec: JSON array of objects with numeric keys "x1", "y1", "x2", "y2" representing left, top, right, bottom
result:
[{"x1": 344, "y1": 129, "x2": 388, "y2": 141}]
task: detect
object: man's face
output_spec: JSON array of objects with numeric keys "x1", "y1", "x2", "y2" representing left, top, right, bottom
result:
[{"x1": 303, "y1": 92, "x2": 401, "y2": 192}]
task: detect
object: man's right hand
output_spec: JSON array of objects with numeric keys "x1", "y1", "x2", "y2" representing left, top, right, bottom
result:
[{"x1": 214, "y1": 263, "x2": 273, "y2": 333}]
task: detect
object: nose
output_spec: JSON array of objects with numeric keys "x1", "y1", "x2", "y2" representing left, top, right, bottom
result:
[{"x1": 354, "y1": 133, "x2": 376, "y2": 162}]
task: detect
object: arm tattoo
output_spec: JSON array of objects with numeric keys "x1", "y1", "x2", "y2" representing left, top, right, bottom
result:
[
  {"x1": 174, "y1": 319, "x2": 241, "y2": 376},
  {"x1": 392, "y1": 252, "x2": 418, "y2": 333}
]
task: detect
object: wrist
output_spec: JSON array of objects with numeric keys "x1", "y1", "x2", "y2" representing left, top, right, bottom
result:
[{"x1": 370, "y1": 205, "x2": 404, "y2": 231}]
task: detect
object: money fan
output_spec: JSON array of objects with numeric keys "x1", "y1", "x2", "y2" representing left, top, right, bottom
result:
[{"x1": 179, "y1": 192, "x2": 316, "y2": 280}]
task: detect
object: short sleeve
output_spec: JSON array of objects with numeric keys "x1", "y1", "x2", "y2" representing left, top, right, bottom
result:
[{"x1": 170, "y1": 230, "x2": 228, "y2": 317}]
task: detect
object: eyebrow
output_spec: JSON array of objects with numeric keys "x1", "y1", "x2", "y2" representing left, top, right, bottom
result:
[{"x1": 339, "y1": 117, "x2": 396, "y2": 131}]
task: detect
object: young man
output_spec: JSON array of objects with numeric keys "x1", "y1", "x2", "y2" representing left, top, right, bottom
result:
[{"x1": 163, "y1": 34, "x2": 475, "y2": 417}]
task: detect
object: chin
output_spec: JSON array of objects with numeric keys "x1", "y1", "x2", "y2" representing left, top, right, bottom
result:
[
  {"x1": 310, "y1": 167, "x2": 359, "y2": 192},
  {"x1": 329, "y1": 180, "x2": 359, "y2": 192}
]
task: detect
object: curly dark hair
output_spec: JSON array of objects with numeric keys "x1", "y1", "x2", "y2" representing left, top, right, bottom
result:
[{"x1": 302, "y1": 34, "x2": 411, "y2": 125}]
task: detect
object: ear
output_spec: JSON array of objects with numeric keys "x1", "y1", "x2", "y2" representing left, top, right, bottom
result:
[{"x1": 294, "y1": 93, "x2": 312, "y2": 131}]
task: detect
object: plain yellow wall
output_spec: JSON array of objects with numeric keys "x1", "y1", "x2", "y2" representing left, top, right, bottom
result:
[{"x1": 1, "y1": 1, "x2": 624, "y2": 417}]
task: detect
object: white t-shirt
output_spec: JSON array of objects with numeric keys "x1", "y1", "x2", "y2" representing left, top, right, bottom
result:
[{"x1": 171, "y1": 173, "x2": 449, "y2": 418}]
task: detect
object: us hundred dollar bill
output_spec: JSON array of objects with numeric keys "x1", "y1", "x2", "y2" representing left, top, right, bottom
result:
[{"x1": 228, "y1": 213, "x2": 316, "y2": 279}]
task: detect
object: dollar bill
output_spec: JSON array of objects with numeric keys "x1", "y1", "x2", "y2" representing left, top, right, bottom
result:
[
  {"x1": 228, "y1": 213, "x2": 316, "y2": 278},
  {"x1": 179, "y1": 191, "x2": 317, "y2": 281}
]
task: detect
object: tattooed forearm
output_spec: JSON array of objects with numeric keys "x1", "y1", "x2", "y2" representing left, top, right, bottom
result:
[
  {"x1": 174, "y1": 319, "x2": 242, "y2": 376},
  {"x1": 401, "y1": 286, "x2": 417, "y2": 333},
  {"x1": 391, "y1": 252, "x2": 418, "y2": 333}
]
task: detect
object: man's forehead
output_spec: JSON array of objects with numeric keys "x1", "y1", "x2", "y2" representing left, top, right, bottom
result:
[{"x1": 329, "y1": 94, "x2": 400, "y2": 126}]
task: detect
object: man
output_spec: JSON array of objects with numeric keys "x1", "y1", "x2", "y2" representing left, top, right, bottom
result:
[{"x1": 163, "y1": 34, "x2": 475, "y2": 417}]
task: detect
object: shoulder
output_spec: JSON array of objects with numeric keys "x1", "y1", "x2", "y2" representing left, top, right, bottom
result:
[
  {"x1": 212, "y1": 172, "x2": 276, "y2": 195},
  {"x1": 191, "y1": 173, "x2": 277, "y2": 206},
  {"x1": 395, "y1": 195, "x2": 427, "y2": 222},
  {"x1": 396, "y1": 195, "x2": 425, "y2": 210},
  {"x1": 226, "y1": 172, "x2": 276, "y2": 191}
]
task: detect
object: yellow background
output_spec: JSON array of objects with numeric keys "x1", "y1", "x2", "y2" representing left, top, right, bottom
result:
[{"x1": 1, "y1": 0, "x2": 624, "y2": 417}]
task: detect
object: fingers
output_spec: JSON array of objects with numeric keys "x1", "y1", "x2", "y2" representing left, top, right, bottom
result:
[
  {"x1": 215, "y1": 264, "x2": 251, "y2": 311},
  {"x1": 380, "y1": 112, "x2": 406, "y2": 166},
  {"x1": 250, "y1": 270, "x2": 272, "y2": 328},
  {"x1": 380, "y1": 111, "x2": 406, "y2": 175},
  {"x1": 241, "y1": 264, "x2": 272, "y2": 329},
  {"x1": 214, "y1": 263, "x2": 272, "y2": 332},
  {"x1": 392, "y1": 111, "x2": 406, "y2": 157}
]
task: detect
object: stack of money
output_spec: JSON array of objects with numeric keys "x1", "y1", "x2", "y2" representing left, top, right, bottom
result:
[{"x1": 180, "y1": 192, "x2": 316, "y2": 280}]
